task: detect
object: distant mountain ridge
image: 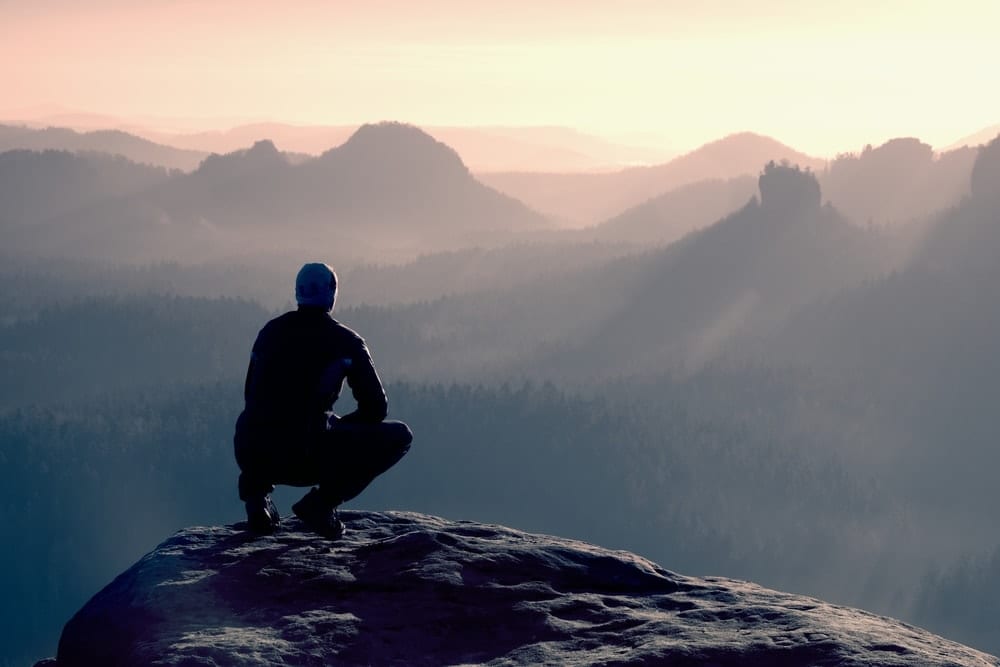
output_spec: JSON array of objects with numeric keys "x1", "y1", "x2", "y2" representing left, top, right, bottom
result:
[
  {"x1": 944, "y1": 124, "x2": 1000, "y2": 151},
  {"x1": 820, "y1": 138, "x2": 976, "y2": 225},
  {"x1": 0, "y1": 124, "x2": 207, "y2": 171},
  {"x1": 535, "y1": 163, "x2": 886, "y2": 377},
  {"x1": 351, "y1": 163, "x2": 889, "y2": 382},
  {"x1": 590, "y1": 175, "x2": 758, "y2": 246},
  {"x1": 123, "y1": 122, "x2": 676, "y2": 172},
  {"x1": 479, "y1": 132, "x2": 826, "y2": 225},
  {"x1": 0, "y1": 149, "x2": 171, "y2": 228},
  {"x1": 8, "y1": 120, "x2": 975, "y2": 233},
  {"x1": 152, "y1": 123, "x2": 547, "y2": 236},
  {"x1": 5, "y1": 123, "x2": 551, "y2": 263}
]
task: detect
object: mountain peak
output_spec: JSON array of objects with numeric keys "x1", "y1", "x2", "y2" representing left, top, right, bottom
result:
[
  {"x1": 247, "y1": 138, "x2": 279, "y2": 155},
  {"x1": 195, "y1": 138, "x2": 287, "y2": 176},
  {"x1": 331, "y1": 121, "x2": 469, "y2": 176},
  {"x1": 697, "y1": 131, "x2": 822, "y2": 166},
  {"x1": 49, "y1": 512, "x2": 994, "y2": 666},
  {"x1": 346, "y1": 121, "x2": 447, "y2": 148},
  {"x1": 714, "y1": 130, "x2": 784, "y2": 146},
  {"x1": 758, "y1": 160, "x2": 822, "y2": 213}
]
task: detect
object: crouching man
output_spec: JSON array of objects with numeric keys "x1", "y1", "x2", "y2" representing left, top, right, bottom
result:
[{"x1": 234, "y1": 262, "x2": 412, "y2": 538}]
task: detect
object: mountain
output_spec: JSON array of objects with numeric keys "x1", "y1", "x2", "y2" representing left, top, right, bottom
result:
[
  {"x1": 0, "y1": 124, "x2": 207, "y2": 171},
  {"x1": 2, "y1": 109, "x2": 674, "y2": 171},
  {"x1": 434, "y1": 125, "x2": 674, "y2": 171},
  {"x1": 157, "y1": 123, "x2": 549, "y2": 240},
  {"x1": 7, "y1": 123, "x2": 551, "y2": 263},
  {"x1": 0, "y1": 149, "x2": 171, "y2": 229},
  {"x1": 546, "y1": 163, "x2": 885, "y2": 376},
  {"x1": 944, "y1": 124, "x2": 1000, "y2": 151},
  {"x1": 769, "y1": 135, "x2": 1000, "y2": 386},
  {"x1": 890, "y1": 133, "x2": 1000, "y2": 275},
  {"x1": 138, "y1": 122, "x2": 356, "y2": 157},
  {"x1": 131, "y1": 123, "x2": 674, "y2": 172},
  {"x1": 46, "y1": 513, "x2": 996, "y2": 666},
  {"x1": 1, "y1": 109, "x2": 136, "y2": 131},
  {"x1": 367, "y1": 163, "x2": 887, "y2": 382},
  {"x1": 478, "y1": 132, "x2": 826, "y2": 225},
  {"x1": 722, "y1": 140, "x2": 1000, "y2": 637},
  {"x1": 819, "y1": 138, "x2": 976, "y2": 225},
  {"x1": 590, "y1": 175, "x2": 757, "y2": 245}
]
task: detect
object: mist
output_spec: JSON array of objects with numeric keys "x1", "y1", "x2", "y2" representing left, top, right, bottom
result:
[{"x1": 3, "y1": 113, "x2": 1000, "y2": 665}]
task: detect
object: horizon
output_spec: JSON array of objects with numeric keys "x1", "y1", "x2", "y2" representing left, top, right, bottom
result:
[
  {"x1": 2, "y1": 110, "x2": 995, "y2": 163},
  {"x1": 4, "y1": 1, "x2": 999, "y2": 156},
  {"x1": 8, "y1": 3, "x2": 1000, "y2": 663}
]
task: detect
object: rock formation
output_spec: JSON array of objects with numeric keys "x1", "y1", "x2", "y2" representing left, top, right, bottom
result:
[{"x1": 46, "y1": 512, "x2": 997, "y2": 666}]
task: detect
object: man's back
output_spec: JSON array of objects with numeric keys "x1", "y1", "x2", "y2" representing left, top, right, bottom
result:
[{"x1": 243, "y1": 308, "x2": 387, "y2": 428}]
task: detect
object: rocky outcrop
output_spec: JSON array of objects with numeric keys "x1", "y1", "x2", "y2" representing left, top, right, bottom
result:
[
  {"x1": 758, "y1": 161, "x2": 822, "y2": 215},
  {"x1": 49, "y1": 512, "x2": 996, "y2": 666}
]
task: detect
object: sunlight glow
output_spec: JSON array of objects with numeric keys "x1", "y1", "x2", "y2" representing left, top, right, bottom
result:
[{"x1": 2, "y1": 0, "x2": 998, "y2": 154}]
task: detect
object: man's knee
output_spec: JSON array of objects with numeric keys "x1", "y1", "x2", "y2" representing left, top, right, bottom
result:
[
  {"x1": 385, "y1": 420, "x2": 413, "y2": 451},
  {"x1": 396, "y1": 421, "x2": 414, "y2": 446}
]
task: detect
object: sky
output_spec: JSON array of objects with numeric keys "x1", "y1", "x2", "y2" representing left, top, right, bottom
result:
[{"x1": 2, "y1": 0, "x2": 999, "y2": 155}]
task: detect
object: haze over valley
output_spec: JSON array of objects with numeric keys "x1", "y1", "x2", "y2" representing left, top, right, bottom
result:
[{"x1": 4, "y1": 1, "x2": 1000, "y2": 664}]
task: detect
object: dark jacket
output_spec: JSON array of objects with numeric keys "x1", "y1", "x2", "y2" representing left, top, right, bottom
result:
[{"x1": 239, "y1": 307, "x2": 388, "y2": 433}]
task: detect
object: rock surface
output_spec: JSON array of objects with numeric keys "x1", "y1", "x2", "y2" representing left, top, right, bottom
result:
[{"x1": 51, "y1": 511, "x2": 997, "y2": 666}]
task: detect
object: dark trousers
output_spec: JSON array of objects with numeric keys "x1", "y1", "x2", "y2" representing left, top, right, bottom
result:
[{"x1": 235, "y1": 414, "x2": 412, "y2": 506}]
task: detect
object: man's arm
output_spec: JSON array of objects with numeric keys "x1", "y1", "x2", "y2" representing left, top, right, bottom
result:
[
  {"x1": 243, "y1": 352, "x2": 257, "y2": 402},
  {"x1": 340, "y1": 341, "x2": 388, "y2": 423}
]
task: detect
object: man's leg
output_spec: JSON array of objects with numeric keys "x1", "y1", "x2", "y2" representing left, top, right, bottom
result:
[
  {"x1": 234, "y1": 415, "x2": 280, "y2": 534},
  {"x1": 292, "y1": 420, "x2": 411, "y2": 538},
  {"x1": 317, "y1": 420, "x2": 413, "y2": 505},
  {"x1": 237, "y1": 472, "x2": 275, "y2": 502}
]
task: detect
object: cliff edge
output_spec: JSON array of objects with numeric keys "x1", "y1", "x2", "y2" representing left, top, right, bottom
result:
[{"x1": 47, "y1": 511, "x2": 997, "y2": 666}]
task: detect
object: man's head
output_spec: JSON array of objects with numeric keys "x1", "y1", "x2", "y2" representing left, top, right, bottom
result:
[{"x1": 295, "y1": 262, "x2": 338, "y2": 311}]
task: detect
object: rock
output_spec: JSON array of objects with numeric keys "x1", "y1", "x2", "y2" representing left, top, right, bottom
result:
[
  {"x1": 52, "y1": 511, "x2": 996, "y2": 666},
  {"x1": 758, "y1": 161, "x2": 822, "y2": 214}
]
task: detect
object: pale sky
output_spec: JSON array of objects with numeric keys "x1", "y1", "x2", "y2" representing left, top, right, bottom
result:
[{"x1": 2, "y1": 0, "x2": 998, "y2": 155}]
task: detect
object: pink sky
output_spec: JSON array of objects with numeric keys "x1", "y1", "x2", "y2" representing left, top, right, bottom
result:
[{"x1": 3, "y1": 0, "x2": 998, "y2": 155}]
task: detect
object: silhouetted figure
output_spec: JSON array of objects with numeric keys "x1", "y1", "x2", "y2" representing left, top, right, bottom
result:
[{"x1": 234, "y1": 263, "x2": 412, "y2": 537}]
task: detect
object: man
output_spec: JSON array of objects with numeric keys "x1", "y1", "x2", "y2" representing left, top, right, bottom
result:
[{"x1": 234, "y1": 262, "x2": 412, "y2": 538}]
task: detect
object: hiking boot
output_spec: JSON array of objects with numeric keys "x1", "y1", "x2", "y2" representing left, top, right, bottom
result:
[
  {"x1": 292, "y1": 487, "x2": 345, "y2": 539},
  {"x1": 245, "y1": 495, "x2": 280, "y2": 534}
]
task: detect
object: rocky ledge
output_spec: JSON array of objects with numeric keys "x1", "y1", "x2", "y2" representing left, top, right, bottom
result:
[{"x1": 48, "y1": 511, "x2": 996, "y2": 666}]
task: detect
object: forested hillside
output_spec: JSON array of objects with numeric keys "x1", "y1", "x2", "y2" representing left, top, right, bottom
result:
[
  {"x1": 0, "y1": 372, "x2": 895, "y2": 664},
  {"x1": 0, "y1": 296, "x2": 266, "y2": 407},
  {"x1": 4, "y1": 135, "x2": 1000, "y2": 664}
]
